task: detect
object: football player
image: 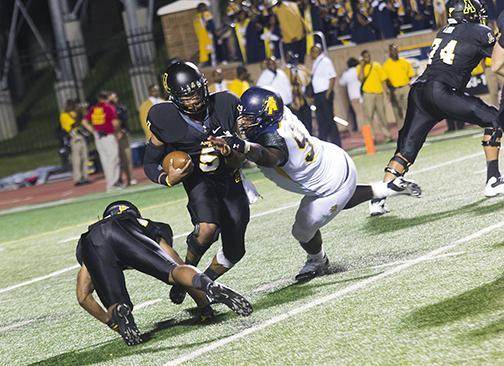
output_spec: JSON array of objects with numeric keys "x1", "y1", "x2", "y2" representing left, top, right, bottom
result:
[
  {"x1": 209, "y1": 87, "x2": 421, "y2": 281},
  {"x1": 76, "y1": 200, "x2": 252, "y2": 346},
  {"x1": 143, "y1": 61, "x2": 250, "y2": 305},
  {"x1": 369, "y1": 0, "x2": 504, "y2": 216}
]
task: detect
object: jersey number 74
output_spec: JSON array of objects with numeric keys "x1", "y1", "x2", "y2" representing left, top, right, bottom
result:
[{"x1": 428, "y1": 38, "x2": 458, "y2": 65}]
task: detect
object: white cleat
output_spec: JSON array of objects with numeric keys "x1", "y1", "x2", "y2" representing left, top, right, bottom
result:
[
  {"x1": 387, "y1": 177, "x2": 422, "y2": 197},
  {"x1": 484, "y1": 176, "x2": 504, "y2": 197},
  {"x1": 369, "y1": 198, "x2": 390, "y2": 217}
]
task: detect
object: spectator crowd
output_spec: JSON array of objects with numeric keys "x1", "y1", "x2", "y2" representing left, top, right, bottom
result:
[{"x1": 193, "y1": 0, "x2": 464, "y2": 67}]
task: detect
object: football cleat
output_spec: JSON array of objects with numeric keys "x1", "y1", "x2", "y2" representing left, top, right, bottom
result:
[
  {"x1": 206, "y1": 282, "x2": 253, "y2": 316},
  {"x1": 111, "y1": 304, "x2": 142, "y2": 346},
  {"x1": 198, "y1": 304, "x2": 216, "y2": 322},
  {"x1": 387, "y1": 177, "x2": 422, "y2": 197},
  {"x1": 484, "y1": 176, "x2": 504, "y2": 197},
  {"x1": 169, "y1": 284, "x2": 187, "y2": 305},
  {"x1": 369, "y1": 198, "x2": 390, "y2": 217},
  {"x1": 295, "y1": 254, "x2": 329, "y2": 282}
]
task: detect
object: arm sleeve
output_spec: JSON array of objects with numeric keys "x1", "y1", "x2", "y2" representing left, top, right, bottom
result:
[
  {"x1": 479, "y1": 26, "x2": 496, "y2": 57},
  {"x1": 255, "y1": 131, "x2": 289, "y2": 166},
  {"x1": 498, "y1": 12, "x2": 504, "y2": 48},
  {"x1": 143, "y1": 141, "x2": 169, "y2": 186}
]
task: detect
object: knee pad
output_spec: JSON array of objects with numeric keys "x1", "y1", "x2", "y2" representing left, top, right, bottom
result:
[
  {"x1": 385, "y1": 155, "x2": 410, "y2": 177},
  {"x1": 186, "y1": 224, "x2": 220, "y2": 258},
  {"x1": 482, "y1": 128, "x2": 502, "y2": 147}
]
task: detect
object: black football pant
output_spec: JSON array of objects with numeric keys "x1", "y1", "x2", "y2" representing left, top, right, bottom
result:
[
  {"x1": 397, "y1": 80, "x2": 499, "y2": 163},
  {"x1": 81, "y1": 218, "x2": 177, "y2": 309},
  {"x1": 314, "y1": 91, "x2": 342, "y2": 147},
  {"x1": 185, "y1": 173, "x2": 250, "y2": 264}
]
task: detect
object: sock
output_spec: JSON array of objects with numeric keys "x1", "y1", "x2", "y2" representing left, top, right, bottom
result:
[
  {"x1": 203, "y1": 268, "x2": 220, "y2": 281},
  {"x1": 487, "y1": 160, "x2": 500, "y2": 181},
  {"x1": 191, "y1": 273, "x2": 213, "y2": 292},
  {"x1": 308, "y1": 247, "x2": 325, "y2": 261},
  {"x1": 371, "y1": 181, "x2": 389, "y2": 199}
]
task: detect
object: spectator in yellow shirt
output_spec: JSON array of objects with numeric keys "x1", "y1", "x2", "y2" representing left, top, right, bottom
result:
[
  {"x1": 356, "y1": 49, "x2": 392, "y2": 142},
  {"x1": 59, "y1": 99, "x2": 91, "y2": 186},
  {"x1": 228, "y1": 65, "x2": 252, "y2": 97},
  {"x1": 270, "y1": 0, "x2": 306, "y2": 63},
  {"x1": 209, "y1": 68, "x2": 230, "y2": 93},
  {"x1": 383, "y1": 44, "x2": 415, "y2": 130}
]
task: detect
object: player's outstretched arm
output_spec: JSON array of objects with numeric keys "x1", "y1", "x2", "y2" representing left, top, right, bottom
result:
[{"x1": 76, "y1": 265, "x2": 110, "y2": 325}]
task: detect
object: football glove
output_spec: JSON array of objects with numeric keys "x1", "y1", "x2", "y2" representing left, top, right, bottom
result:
[{"x1": 223, "y1": 133, "x2": 250, "y2": 154}]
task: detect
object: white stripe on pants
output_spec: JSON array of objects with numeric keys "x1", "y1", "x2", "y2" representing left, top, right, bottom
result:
[{"x1": 94, "y1": 133, "x2": 120, "y2": 190}]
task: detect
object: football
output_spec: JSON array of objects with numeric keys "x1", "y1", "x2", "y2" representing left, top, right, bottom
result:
[{"x1": 162, "y1": 151, "x2": 193, "y2": 172}]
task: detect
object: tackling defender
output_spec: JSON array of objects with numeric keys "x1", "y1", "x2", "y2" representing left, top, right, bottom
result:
[
  {"x1": 210, "y1": 87, "x2": 420, "y2": 281},
  {"x1": 369, "y1": 0, "x2": 504, "y2": 216},
  {"x1": 143, "y1": 61, "x2": 250, "y2": 305},
  {"x1": 76, "y1": 200, "x2": 252, "y2": 346}
]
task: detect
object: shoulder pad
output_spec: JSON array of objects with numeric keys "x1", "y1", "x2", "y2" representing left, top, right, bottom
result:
[{"x1": 146, "y1": 102, "x2": 187, "y2": 143}]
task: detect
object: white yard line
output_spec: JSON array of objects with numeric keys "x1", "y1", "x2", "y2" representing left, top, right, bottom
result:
[
  {"x1": 165, "y1": 222, "x2": 503, "y2": 366},
  {"x1": 0, "y1": 319, "x2": 34, "y2": 333},
  {"x1": 0, "y1": 265, "x2": 80, "y2": 295},
  {"x1": 369, "y1": 251, "x2": 465, "y2": 270},
  {"x1": 135, "y1": 298, "x2": 163, "y2": 311},
  {"x1": 408, "y1": 152, "x2": 482, "y2": 176}
]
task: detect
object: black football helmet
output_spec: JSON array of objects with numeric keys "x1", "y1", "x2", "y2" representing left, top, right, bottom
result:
[
  {"x1": 448, "y1": 0, "x2": 487, "y2": 24},
  {"x1": 102, "y1": 200, "x2": 141, "y2": 219},
  {"x1": 162, "y1": 61, "x2": 209, "y2": 115}
]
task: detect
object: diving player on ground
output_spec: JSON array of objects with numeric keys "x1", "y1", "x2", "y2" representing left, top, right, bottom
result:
[
  {"x1": 143, "y1": 61, "x2": 250, "y2": 305},
  {"x1": 369, "y1": 0, "x2": 504, "y2": 216},
  {"x1": 209, "y1": 87, "x2": 420, "y2": 281},
  {"x1": 75, "y1": 200, "x2": 252, "y2": 346}
]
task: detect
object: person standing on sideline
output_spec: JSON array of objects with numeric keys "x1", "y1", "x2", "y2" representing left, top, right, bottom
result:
[
  {"x1": 228, "y1": 65, "x2": 252, "y2": 97},
  {"x1": 60, "y1": 99, "x2": 91, "y2": 186},
  {"x1": 82, "y1": 91, "x2": 121, "y2": 192},
  {"x1": 309, "y1": 44, "x2": 341, "y2": 146},
  {"x1": 209, "y1": 68, "x2": 229, "y2": 93},
  {"x1": 339, "y1": 57, "x2": 364, "y2": 132},
  {"x1": 138, "y1": 84, "x2": 163, "y2": 141},
  {"x1": 382, "y1": 44, "x2": 415, "y2": 131},
  {"x1": 356, "y1": 49, "x2": 393, "y2": 142},
  {"x1": 109, "y1": 92, "x2": 136, "y2": 187},
  {"x1": 256, "y1": 56, "x2": 293, "y2": 107}
]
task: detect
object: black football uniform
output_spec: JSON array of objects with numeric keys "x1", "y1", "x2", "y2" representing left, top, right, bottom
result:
[
  {"x1": 144, "y1": 91, "x2": 250, "y2": 264},
  {"x1": 398, "y1": 22, "x2": 499, "y2": 163},
  {"x1": 76, "y1": 213, "x2": 175, "y2": 309}
]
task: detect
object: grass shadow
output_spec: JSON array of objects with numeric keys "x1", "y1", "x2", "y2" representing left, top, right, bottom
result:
[
  {"x1": 365, "y1": 198, "x2": 504, "y2": 235},
  {"x1": 401, "y1": 274, "x2": 504, "y2": 331}
]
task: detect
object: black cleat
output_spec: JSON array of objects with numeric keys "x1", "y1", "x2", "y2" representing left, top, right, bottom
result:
[
  {"x1": 169, "y1": 284, "x2": 187, "y2": 305},
  {"x1": 206, "y1": 282, "x2": 253, "y2": 317},
  {"x1": 295, "y1": 255, "x2": 330, "y2": 282},
  {"x1": 198, "y1": 304, "x2": 216, "y2": 322},
  {"x1": 111, "y1": 304, "x2": 142, "y2": 346}
]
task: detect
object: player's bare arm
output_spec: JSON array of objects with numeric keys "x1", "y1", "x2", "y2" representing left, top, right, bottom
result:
[
  {"x1": 76, "y1": 265, "x2": 110, "y2": 325},
  {"x1": 491, "y1": 12, "x2": 504, "y2": 76}
]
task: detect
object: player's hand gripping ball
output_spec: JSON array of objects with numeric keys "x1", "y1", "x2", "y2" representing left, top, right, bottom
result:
[{"x1": 162, "y1": 151, "x2": 194, "y2": 186}]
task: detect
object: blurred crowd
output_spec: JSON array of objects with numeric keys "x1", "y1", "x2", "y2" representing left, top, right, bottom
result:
[{"x1": 194, "y1": 0, "x2": 450, "y2": 67}]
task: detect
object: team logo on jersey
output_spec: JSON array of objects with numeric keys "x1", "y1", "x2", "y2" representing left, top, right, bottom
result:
[
  {"x1": 264, "y1": 96, "x2": 278, "y2": 115},
  {"x1": 162, "y1": 72, "x2": 169, "y2": 92},
  {"x1": 488, "y1": 32, "x2": 495, "y2": 44},
  {"x1": 463, "y1": 0, "x2": 476, "y2": 14}
]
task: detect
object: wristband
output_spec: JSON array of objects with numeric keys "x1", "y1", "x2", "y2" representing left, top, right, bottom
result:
[
  {"x1": 158, "y1": 173, "x2": 172, "y2": 187},
  {"x1": 243, "y1": 141, "x2": 251, "y2": 154},
  {"x1": 106, "y1": 319, "x2": 118, "y2": 332}
]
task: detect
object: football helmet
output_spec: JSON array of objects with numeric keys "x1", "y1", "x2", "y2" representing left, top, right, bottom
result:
[
  {"x1": 162, "y1": 61, "x2": 209, "y2": 115},
  {"x1": 103, "y1": 200, "x2": 141, "y2": 219},
  {"x1": 448, "y1": 0, "x2": 486, "y2": 24},
  {"x1": 238, "y1": 86, "x2": 284, "y2": 139}
]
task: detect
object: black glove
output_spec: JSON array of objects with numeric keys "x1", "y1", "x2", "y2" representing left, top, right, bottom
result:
[{"x1": 224, "y1": 133, "x2": 249, "y2": 154}]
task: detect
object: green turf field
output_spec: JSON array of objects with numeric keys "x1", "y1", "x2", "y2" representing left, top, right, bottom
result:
[{"x1": 1, "y1": 132, "x2": 503, "y2": 366}]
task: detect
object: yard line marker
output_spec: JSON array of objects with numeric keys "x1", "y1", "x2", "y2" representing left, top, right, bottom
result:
[
  {"x1": 0, "y1": 319, "x2": 34, "y2": 333},
  {"x1": 165, "y1": 222, "x2": 504, "y2": 366},
  {"x1": 135, "y1": 298, "x2": 163, "y2": 311},
  {"x1": 0, "y1": 203, "x2": 299, "y2": 294},
  {"x1": 0, "y1": 265, "x2": 80, "y2": 294}
]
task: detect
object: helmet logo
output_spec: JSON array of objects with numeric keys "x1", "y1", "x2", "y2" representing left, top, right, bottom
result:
[
  {"x1": 264, "y1": 96, "x2": 278, "y2": 115},
  {"x1": 117, "y1": 205, "x2": 129, "y2": 214},
  {"x1": 162, "y1": 72, "x2": 169, "y2": 92},
  {"x1": 463, "y1": 0, "x2": 476, "y2": 14}
]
